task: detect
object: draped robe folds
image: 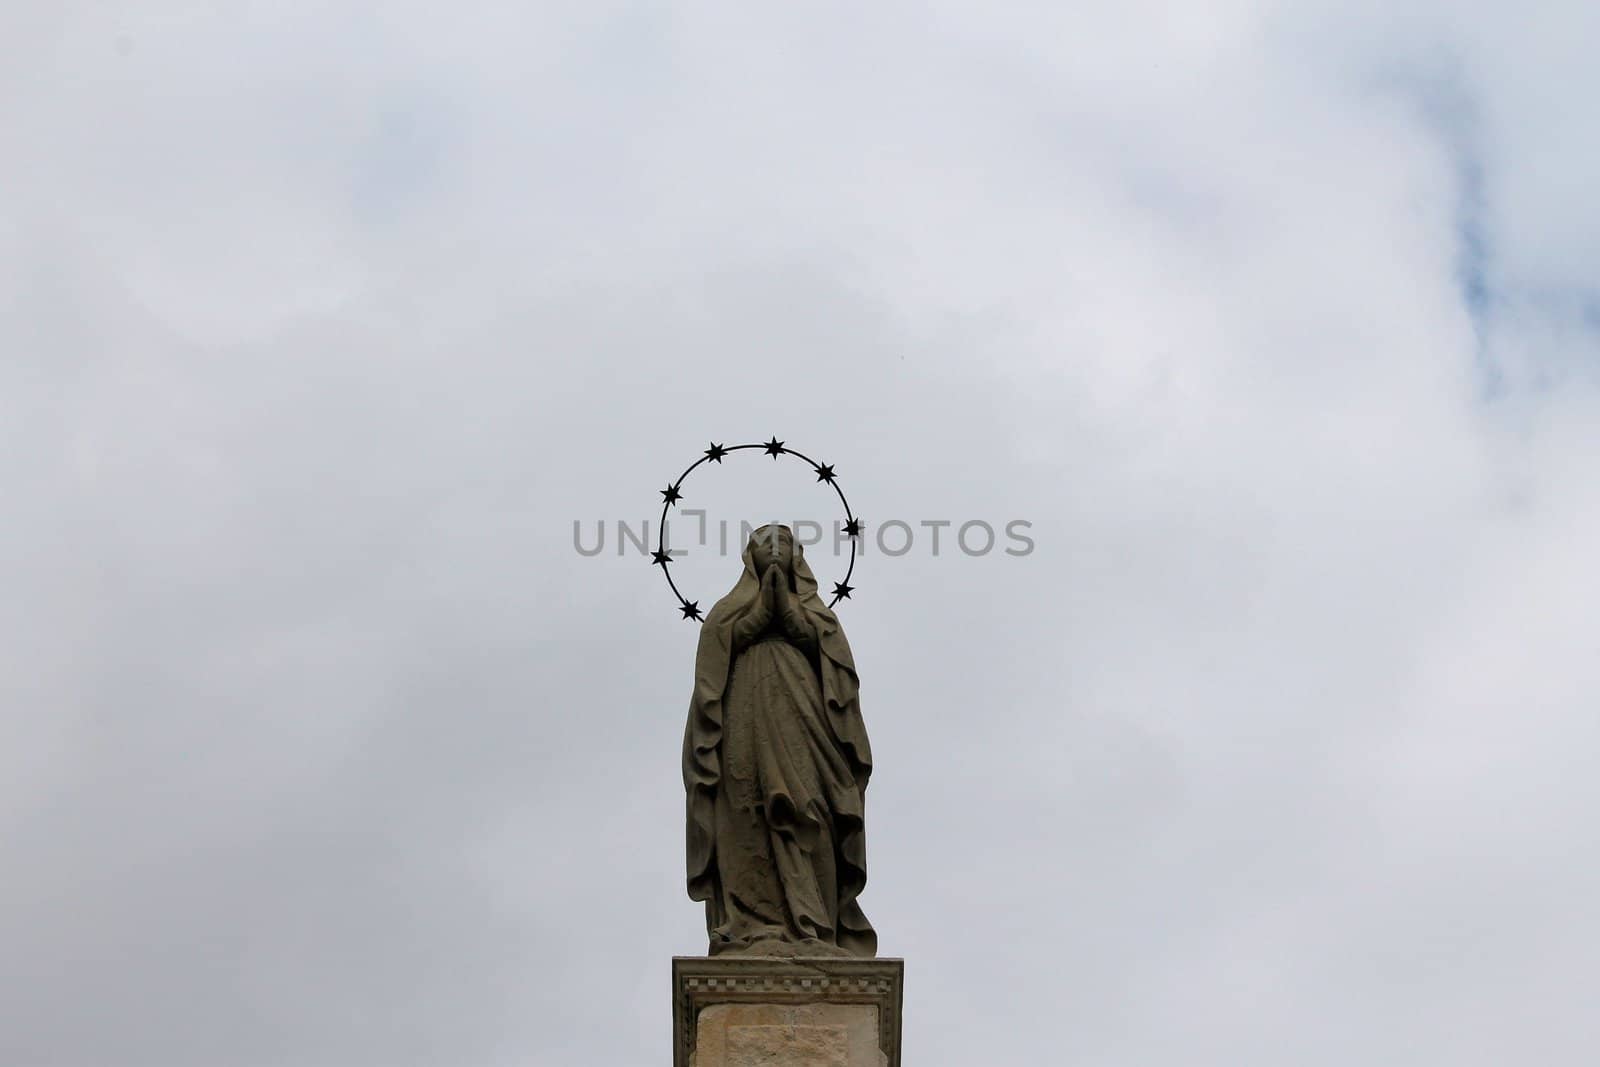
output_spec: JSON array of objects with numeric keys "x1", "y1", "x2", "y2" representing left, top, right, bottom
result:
[{"x1": 682, "y1": 530, "x2": 876, "y2": 958}]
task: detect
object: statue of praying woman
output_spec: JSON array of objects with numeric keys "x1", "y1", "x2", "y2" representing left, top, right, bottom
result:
[{"x1": 682, "y1": 524, "x2": 876, "y2": 958}]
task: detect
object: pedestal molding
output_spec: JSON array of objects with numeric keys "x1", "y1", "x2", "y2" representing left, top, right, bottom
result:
[{"x1": 672, "y1": 956, "x2": 904, "y2": 1067}]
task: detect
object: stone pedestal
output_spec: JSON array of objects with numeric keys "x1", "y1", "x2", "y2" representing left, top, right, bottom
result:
[{"x1": 673, "y1": 956, "x2": 904, "y2": 1067}]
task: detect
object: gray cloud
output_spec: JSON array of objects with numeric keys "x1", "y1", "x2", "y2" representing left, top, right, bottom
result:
[{"x1": 3, "y1": 2, "x2": 1598, "y2": 1065}]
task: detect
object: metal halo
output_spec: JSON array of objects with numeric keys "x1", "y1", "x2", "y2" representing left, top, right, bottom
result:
[{"x1": 652, "y1": 439, "x2": 860, "y2": 622}]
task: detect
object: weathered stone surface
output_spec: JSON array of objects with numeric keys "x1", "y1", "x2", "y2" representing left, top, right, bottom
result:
[
  {"x1": 727, "y1": 1022, "x2": 847, "y2": 1065},
  {"x1": 674, "y1": 956, "x2": 902, "y2": 1067},
  {"x1": 697, "y1": 1003, "x2": 874, "y2": 1067}
]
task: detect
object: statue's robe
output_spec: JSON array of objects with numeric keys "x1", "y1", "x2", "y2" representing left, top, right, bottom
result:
[{"x1": 682, "y1": 531, "x2": 876, "y2": 957}]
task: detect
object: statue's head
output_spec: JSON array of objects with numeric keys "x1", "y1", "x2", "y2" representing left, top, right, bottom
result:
[{"x1": 749, "y1": 524, "x2": 795, "y2": 578}]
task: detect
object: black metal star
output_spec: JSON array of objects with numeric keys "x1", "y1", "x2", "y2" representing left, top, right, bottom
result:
[
  {"x1": 843, "y1": 517, "x2": 863, "y2": 539},
  {"x1": 814, "y1": 462, "x2": 836, "y2": 483},
  {"x1": 763, "y1": 436, "x2": 785, "y2": 459},
  {"x1": 831, "y1": 581, "x2": 854, "y2": 600},
  {"x1": 679, "y1": 600, "x2": 702, "y2": 621},
  {"x1": 651, "y1": 548, "x2": 673, "y2": 567},
  {"x1": 660, "y1": 483, "x2": 683, "y2": 506},
  {"x1": 703, "y1": 442, "x2": 727, "y2": 463}
]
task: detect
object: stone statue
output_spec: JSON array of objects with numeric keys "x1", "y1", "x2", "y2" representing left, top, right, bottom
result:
[{"x1": 683, "y1": 524, "x2": 876, "y2": 958}]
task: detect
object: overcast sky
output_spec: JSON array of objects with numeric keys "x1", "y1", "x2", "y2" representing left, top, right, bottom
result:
[{"x1": 4, "y1": 3, "x2": 1599, "y2": 1065}]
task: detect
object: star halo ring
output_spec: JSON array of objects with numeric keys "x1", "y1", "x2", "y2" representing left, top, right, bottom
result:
[{"x1": 653, "y1": 439, "x2": 861, "y2": 622}]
